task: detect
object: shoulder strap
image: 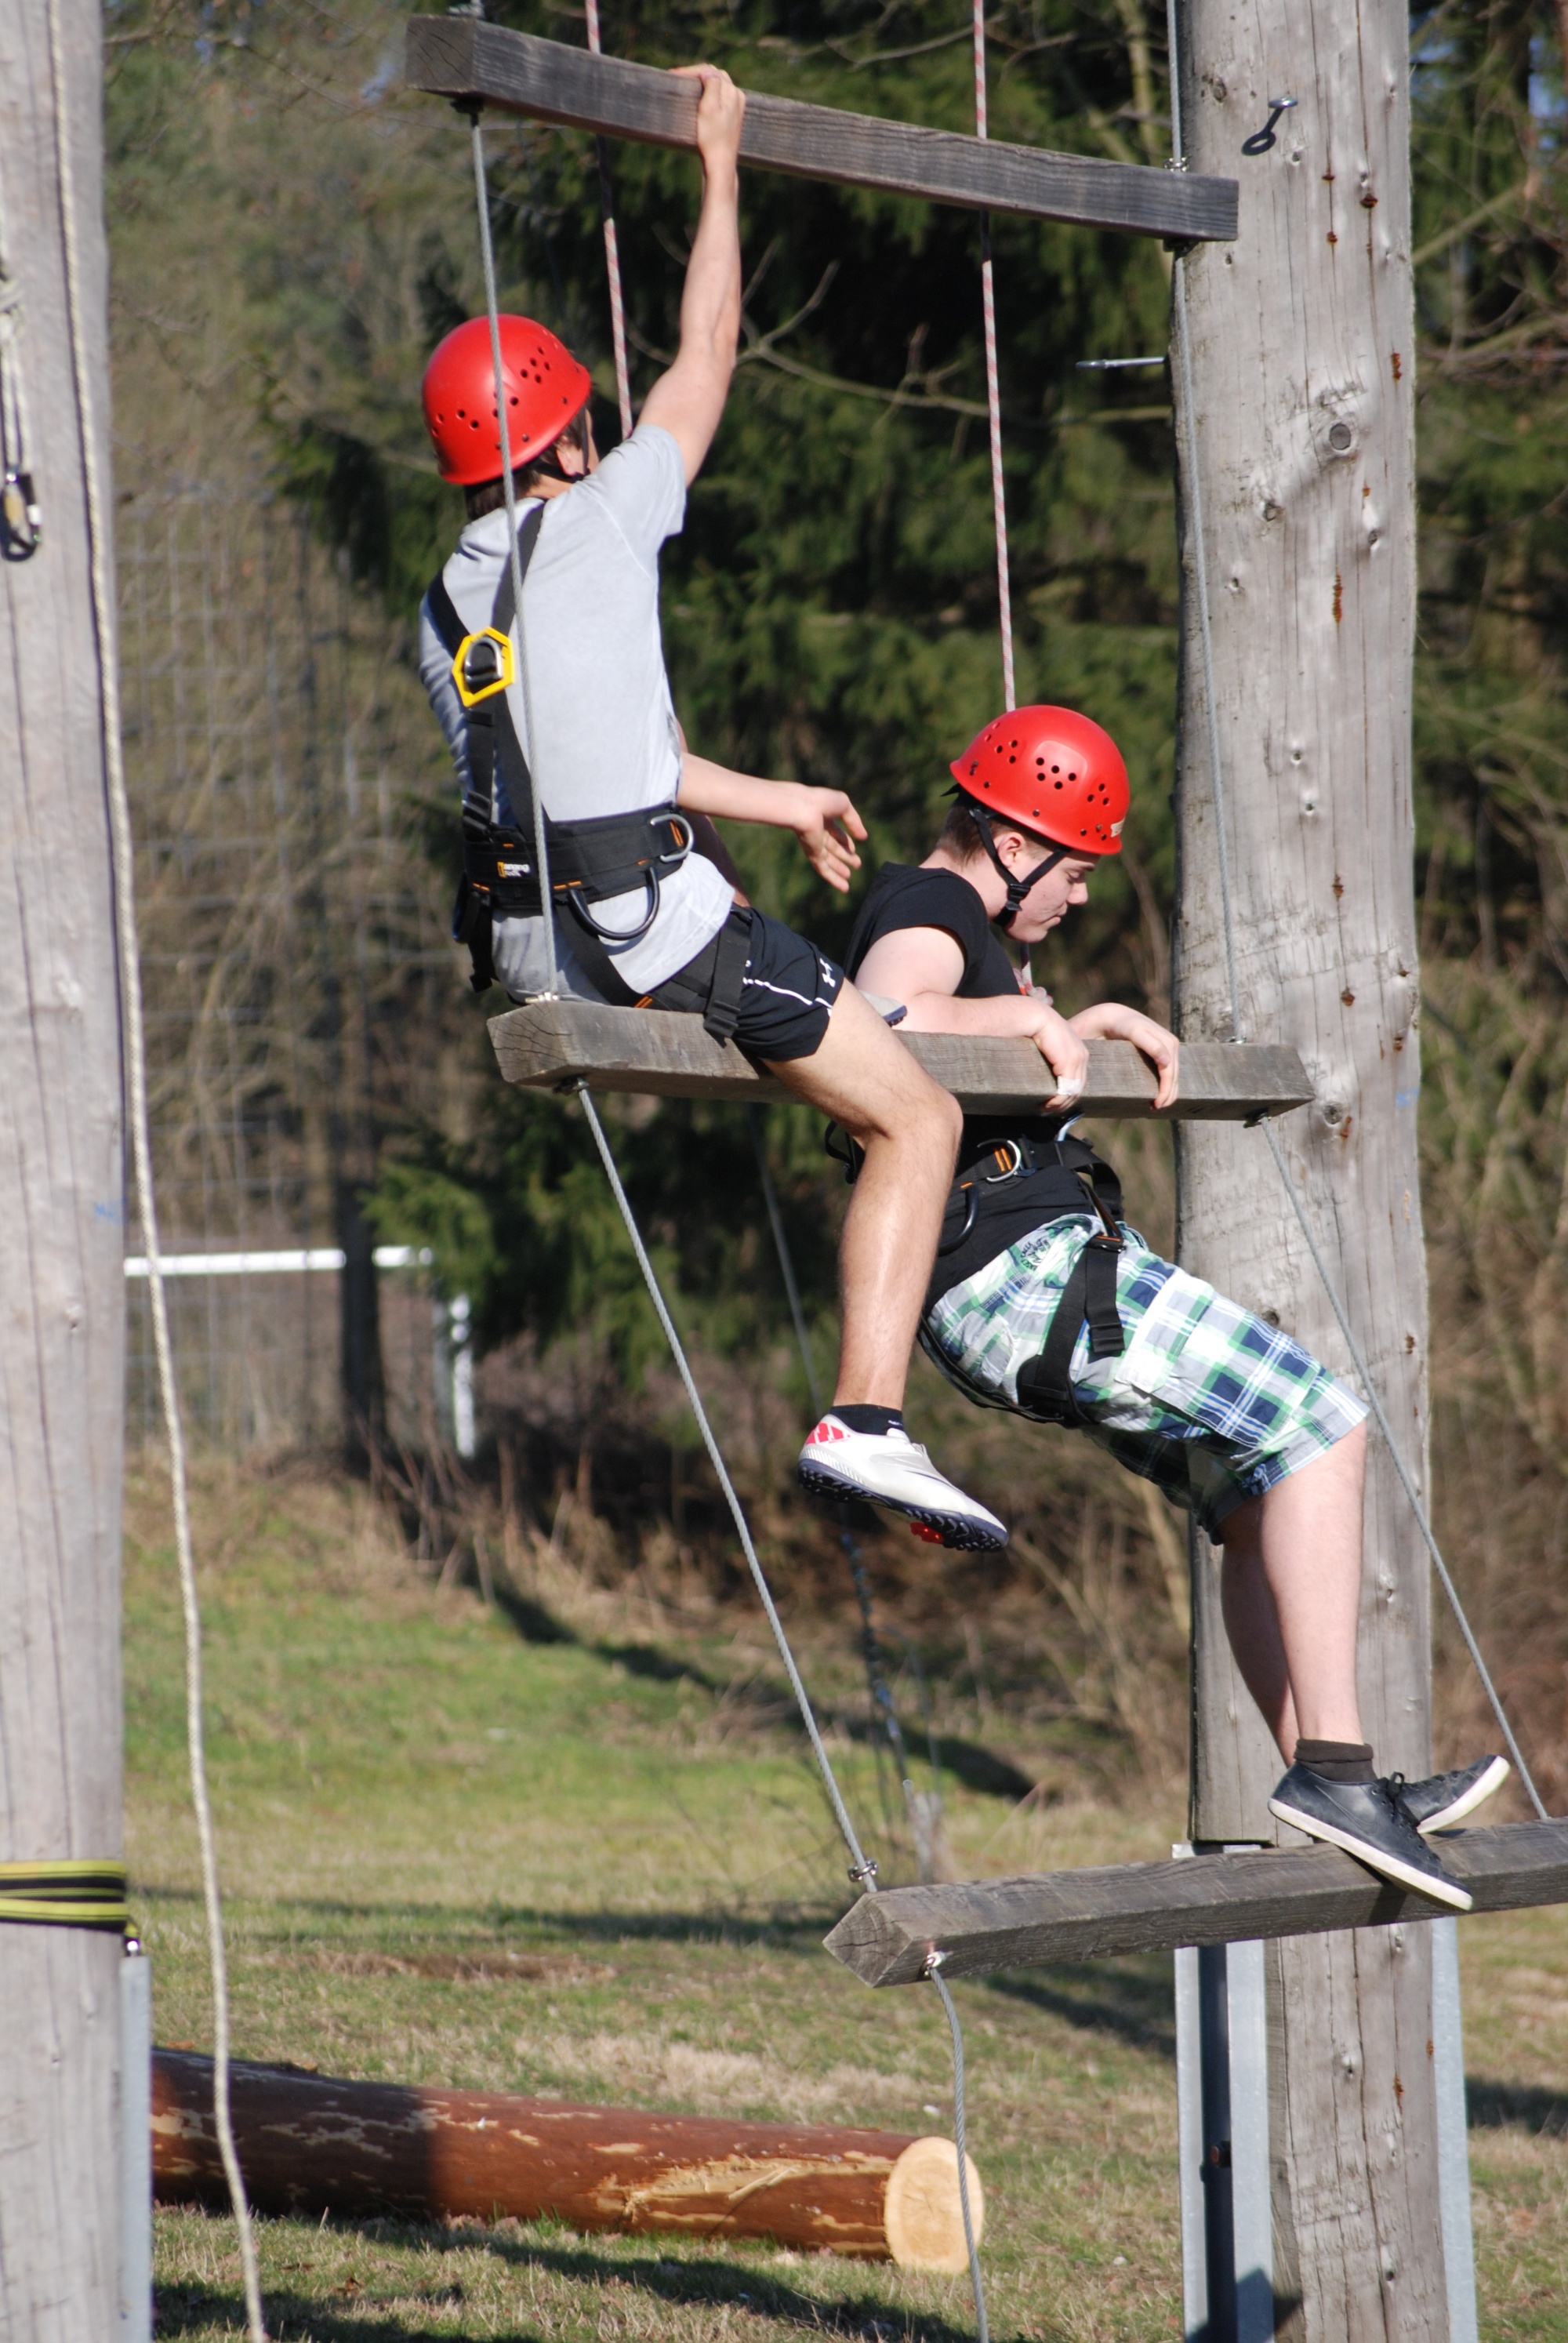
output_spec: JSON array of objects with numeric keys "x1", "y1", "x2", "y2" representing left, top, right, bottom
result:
[
  {"x1": 424, "y1": 572, "x2": 466, "y2": 656},
  {"x1": 485, "y1": 502, "x2": 548, "y2": 831},
  {"x1": 490, "y1": 500, "x2": 546, "y2": 634}
]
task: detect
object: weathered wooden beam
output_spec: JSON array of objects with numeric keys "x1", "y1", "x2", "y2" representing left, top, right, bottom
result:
[
  {"x1": 405, "y1": 17, "x2": 1238, "y2": 244},
  {"x1": 488, "y1": 1000, "x2": 1312, "y2": 1121},
  {"x1": 824, "y1": 1821, "x2": 1568, "y2": 1986},
  {"x1": 152, "y1": 2050, "x2": 982, "y2": 2270}
]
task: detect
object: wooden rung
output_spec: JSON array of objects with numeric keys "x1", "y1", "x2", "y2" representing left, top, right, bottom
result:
[
  {"x1": 406, "y1": 18, "x2": 1238, "y2": 244},
  {"x1": 488, "y1": 1000, "x2": 1312, "y2": 1121},
  {"x1": 824, "y1": 1819, "x2": 1568, "y2": 1986}
]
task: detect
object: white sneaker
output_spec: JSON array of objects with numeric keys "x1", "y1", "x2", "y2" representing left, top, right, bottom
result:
[{"x1": 797, "y1": 1415, "x2": 1007, "y2": 1552}]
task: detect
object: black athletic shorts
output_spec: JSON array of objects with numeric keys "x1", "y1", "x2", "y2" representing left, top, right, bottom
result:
[
  {"x1": 731, "y1": 908, "x2": 844, "y2": 1061},
  {"x1": 575, "y1": 904, "x2": 844, "y2": 1062}
]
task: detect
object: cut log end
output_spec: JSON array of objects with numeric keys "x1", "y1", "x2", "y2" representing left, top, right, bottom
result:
[{"x1": 884, "y1": 2136, "x2": 985, "y2": 2273}]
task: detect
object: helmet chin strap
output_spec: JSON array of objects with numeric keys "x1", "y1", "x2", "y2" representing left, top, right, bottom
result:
[{"x1": 966, "y1": 804, "x2": 1069, "y2": 933}]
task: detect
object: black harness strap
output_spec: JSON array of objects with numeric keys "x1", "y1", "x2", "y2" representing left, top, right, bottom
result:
[
  {"x1": 426, "y1": 507, "x2": 694, "y2": 989},
  {"x1": 1014, "y1": 1231, "x2": 1124, "y2": 1425},
  {"x1": 698, "y1": 909, "x2": 752, "y2": 1044},
  {"x1": 579, "y1": 903, "x2": 755, "y2": 1044}
]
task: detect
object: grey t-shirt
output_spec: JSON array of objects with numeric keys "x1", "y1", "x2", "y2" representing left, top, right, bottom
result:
[{"x1": 419, "y1": 423, "x2": 733, "y2": 997}]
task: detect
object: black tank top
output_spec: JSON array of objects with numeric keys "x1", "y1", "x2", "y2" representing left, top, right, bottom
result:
[{"x1": 845, "y1": 863, "x2": 1120, "y2": 1306}]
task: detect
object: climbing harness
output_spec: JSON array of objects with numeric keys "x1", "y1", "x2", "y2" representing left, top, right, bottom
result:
[
  {"x1": 423, "y1": 514, "x2": 696, "y2": 990},
  {"x1": 1162, "y1": 0, "x2": 1549, "y2": 1821},
  {"x1": 918, "y1": 1136, "x2": 1128, "y2": 1422}
]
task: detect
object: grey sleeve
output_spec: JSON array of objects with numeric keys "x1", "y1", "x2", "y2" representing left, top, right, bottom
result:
[
  {"x1": 588, "y1": 423, "x2": 688, "y2": 561},
  {"x1": 418, "y1": 593, "x2": 471, "y2": 793}
]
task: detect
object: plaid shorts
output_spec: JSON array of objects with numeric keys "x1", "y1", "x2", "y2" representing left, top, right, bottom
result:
[{"x1": 924, "y1": 1215, "x2": 1367, "y2": 1538}]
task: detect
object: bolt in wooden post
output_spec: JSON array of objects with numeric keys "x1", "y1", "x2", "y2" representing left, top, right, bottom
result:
[
  {"x1": 1170, "y1": 2, "x2": 1446, "y2": 2334},
  {"x1": 0, "y1": 1, "x2": 127, "y2": 2331}
]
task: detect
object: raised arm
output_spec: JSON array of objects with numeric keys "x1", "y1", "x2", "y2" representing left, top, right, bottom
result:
[{"x1": 638, "y1": 66, "x2": 745, "y2": 484}]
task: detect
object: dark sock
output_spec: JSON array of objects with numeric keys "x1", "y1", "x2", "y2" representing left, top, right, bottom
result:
[
  {"x1": 1294, "y1": 1738, "x2": 1376, "y2": 1785},
  {"x1": 831, "y1": 1404, "x2": 904, "y2": 1438}
]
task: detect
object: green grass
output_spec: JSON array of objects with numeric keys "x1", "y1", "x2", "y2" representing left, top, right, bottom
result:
[{"x1": 127, "y1": 1458, "x2": 1568, "y2": 2339}]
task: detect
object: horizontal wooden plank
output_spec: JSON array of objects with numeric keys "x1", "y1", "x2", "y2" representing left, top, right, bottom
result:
[
  {"x1": 406, "y1": 18, "x2": 1237, "y2": 243},
  {"x1": 823, "y1": 1820, "x2": 1568, "y2": 1986},
  {"x1": 487, "y1": 1001, "x2": 1312, "y2": 1121}
]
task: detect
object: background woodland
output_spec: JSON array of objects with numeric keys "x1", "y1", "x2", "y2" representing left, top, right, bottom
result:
[{"x1": 105, "y1": 0, "x2": 1568, "y2": 1803}]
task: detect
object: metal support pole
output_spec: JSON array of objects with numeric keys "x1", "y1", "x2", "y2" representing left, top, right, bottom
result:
[
  {"x1": 1432, "y1": 1916, "x2": 1479, "y2": 2343},
  {"x1": 1174, "y1": 1850, "x2": 1273, "y2": 2343},
  {"x1": 120, "y1": 1944, "x2": 152, "y2": 2342}
]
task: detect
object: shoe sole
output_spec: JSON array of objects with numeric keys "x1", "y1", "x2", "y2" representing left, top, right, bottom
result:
[
  {"x1": 1269, "y1": 1796, "x2": 1474, "y2": 1912},
  {"x1": 1416, "y1": 1755, "x2": 1512, "y2": 1836},
  {"x1": 797, "y1": 1458, "x2": 1007, "y2": 1553}
]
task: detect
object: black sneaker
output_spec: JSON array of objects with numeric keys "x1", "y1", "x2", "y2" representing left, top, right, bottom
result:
[
  {"x1": 1396, "y1": 1754, "x2": 1510, "y2": 1836},
  {"x1": 1269, "y1": 1765, "x2": 1474, "y2": 1911}
]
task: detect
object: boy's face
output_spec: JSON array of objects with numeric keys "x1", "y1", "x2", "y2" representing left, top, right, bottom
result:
[{"x1": 999, "y1": 836, "x2": 1101, "y2": 943}]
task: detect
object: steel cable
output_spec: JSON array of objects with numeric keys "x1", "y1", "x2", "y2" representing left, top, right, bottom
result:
[{"x1": 471, "y1": 111, "x2": 561, "y2": 1000}]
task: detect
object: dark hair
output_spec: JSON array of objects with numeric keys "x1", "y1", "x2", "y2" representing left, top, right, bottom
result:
[
  {"x1": 462, "y1": 409, "x2": 591, "y2": 520},
  {"x1": 938, "y1": 797, "x2": 1056, "y2": 863}
]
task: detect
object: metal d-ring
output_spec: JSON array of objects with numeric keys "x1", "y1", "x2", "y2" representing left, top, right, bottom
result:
[
  {"x1": 982, "y1": 1139, "x2": 1025, "y2": 1183},
  {"x1": 658, "y1": 810, "x2": 695, "y2": 866}
]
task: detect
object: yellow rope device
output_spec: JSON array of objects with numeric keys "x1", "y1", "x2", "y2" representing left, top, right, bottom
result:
[{"x1": 0, "y1": 1859, "x2": 130, "y2": 1931}]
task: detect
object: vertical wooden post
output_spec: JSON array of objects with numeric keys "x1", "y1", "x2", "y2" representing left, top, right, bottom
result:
[
  {"x1": 0, "y1": 2, "x2": 126, "y2": 2331},
  {"x1": 1169, "y1": 3, "x2": 1446, "y2": 2337}
]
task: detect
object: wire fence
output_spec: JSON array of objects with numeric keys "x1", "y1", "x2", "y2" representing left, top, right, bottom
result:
[{"x1": 118, "y1": 481, "x2": 467, "y2": 1451}]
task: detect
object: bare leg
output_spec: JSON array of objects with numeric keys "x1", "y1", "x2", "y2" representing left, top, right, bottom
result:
[
  {"x1": 1218, "y1": 1419, "x2": 1369, "y2": 1761},
  {"x1": 768, "y1": 983, "x2": 960, "y2": 1410}
]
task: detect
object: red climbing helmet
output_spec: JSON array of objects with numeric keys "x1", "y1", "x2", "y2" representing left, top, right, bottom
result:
[
  {"x1": 949, "y1": 705, "x2": 1129, "y2": 856},
  {"x1": 422, "y1": 316, "x2": 592, "y2": 487}
]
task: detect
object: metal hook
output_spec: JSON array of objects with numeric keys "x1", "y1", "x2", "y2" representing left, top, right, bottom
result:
[{"x1": 1241, "y1": 95, "x2": 1298, "y2": 157}]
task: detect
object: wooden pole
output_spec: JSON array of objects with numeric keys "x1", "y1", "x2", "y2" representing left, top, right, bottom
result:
[
  {"x1": 1169, "y1": 2, "x2": 1442, "y2": 2335},
  {"x1": 151, "y1": 2051, "x2": 984, "y2": 2273},
  {"x1": 0, "y1": 1, "x2": 126, "y2": 2332}
]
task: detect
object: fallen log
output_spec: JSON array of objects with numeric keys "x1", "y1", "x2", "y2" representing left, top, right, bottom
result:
[{"x1": 151, "y1": 2049, "x2": 982, "y2": 2271}]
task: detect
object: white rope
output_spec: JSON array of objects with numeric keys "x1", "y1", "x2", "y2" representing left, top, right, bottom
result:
[
  {"x1": 1163, "y1": 0, "x2": 1547, "y2": 1818},
  {"x1": 582, "y1": 0, "x2": 634, "y2": 440},
  {"x1": 470, "y1": 111, "x2": 561, "y2": 1000},
  {"x1": 971, "y1": 0, "x2": 1014, "y2": 711},
  {"x1": 43, "y1": 3, "x2": 267, "y2": 2334}
]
